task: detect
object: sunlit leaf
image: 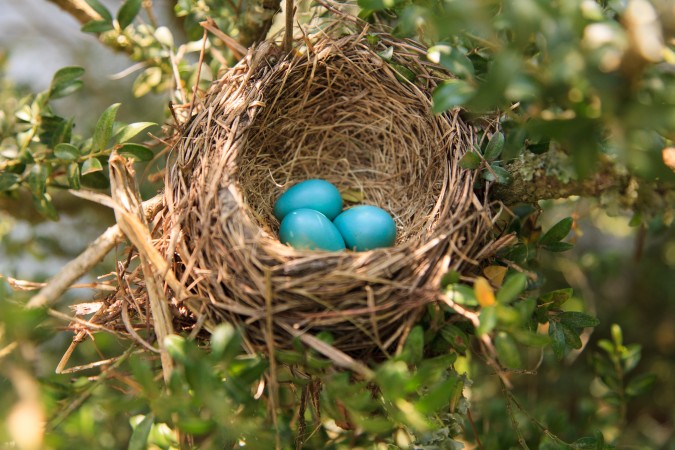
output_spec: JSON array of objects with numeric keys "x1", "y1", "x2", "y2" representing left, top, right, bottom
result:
[
  {"x1": 118, "y1": 143, "x2": 153, "y2": 162},
  {"x1": 474, "y1": 277, "x2": 495, "y2": 307},
  {"x1": 113, "y1": 122, "x2": 156, "y2": 144},
  {"x1": 477, "y1": 305, "x2": 497, "y2": 336},
  {"x1": 129, "y1": 414, "x2": 154, "y2": 450},
  {"x1": 92, "y1": 103, "x2": 120, "y2": 152},
  {"x1": 540, "y1": 217, "x2": 573, "y2": 244},
  {"x1": 81, "y1": 157, "x2": 103, "y2": 175},
  {"x1": 495, "y1": 332, "x2": 521, "y2": 369},
  {"x1": 496, "y1": 273, "x2": 527, "y2": 304},
  {"x1": 49, "y1": 66, "x2": 85, "y2": 99},
  {"x1": 483, "y1": 265, "x2": 507, "y2": 288},
  {"x1": 428, "y1": 44, "x2": 474, "y2": 79}
]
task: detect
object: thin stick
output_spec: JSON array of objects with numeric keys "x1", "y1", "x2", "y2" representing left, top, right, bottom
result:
[
  {"x1": 26, "y1": 195, "x2": 163, "y2": 309},
  {"x1": 284, "y1": 0, "x2": 293, "y2": 52}
]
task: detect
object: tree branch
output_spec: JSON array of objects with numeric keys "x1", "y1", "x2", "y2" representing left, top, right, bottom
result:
[
  {"x1": 494, "y1": 151, "x2": 675, "y2": 224},
  {"x1": 45, "y1": 0, "x2": 101, "y2": 25},
  {"x1": 494, "y1": 151, "x2": 629, "y2": 205}
]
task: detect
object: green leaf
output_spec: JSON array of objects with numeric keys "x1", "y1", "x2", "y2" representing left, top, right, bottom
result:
[
  {"x1": 482, "y1": 164, "x2": 512, "y2": 184},
  {"x1": 28, "y1": 164, "x2": 48, "y2": 195},
  {"x1": 428, "y1": 45, "x2": 474, "y2": 79},
  {"x1": 541, "y1": 241, "x2": 575, "y2": 252},
  {"x1": 0, "y1": 173, "x2": 21, "y2": 192},
  {"x1": 432, "y1": 80, "x2": 475, "y2": 113},
  {"x1": 113, "y1": 122, "x2": 156, "y2": 144},
  {"x1": 118, "y1": 143, "x2": 153, "y2": 162},
  {"x1": 357, "y1": 0, "x2": 401, "y2": 11},
  {"x1": 49, "y1": 66, "x2": 85, "y2": 99},
  {"x1": 67, "y1": 163, "x2": 81, "y2": 190},
  {"x1": 117, "y1": 0, "x2": 142, "y2": 29},
  {"x1": 388, "y1": 62, "x2": 416, "y2": 82},
  {"x1": 128, "y1": 413, "x2": 154, "y2": 450},
  {"x1": 540, "y1": 217, "x2": 573, "y2": 244},
  {"x1": 459, "y1": 151, "x2": 481, "y2": 170},
  {"x1": 54, "y1": 143, "x2": 80, "y2": 160},
  {"x1": 510, "y1": 329, "x2": 550, "y2": 347},
  {"x1": 558, "y1": 311, "x2": 600, "y2": 328},
  {"x1": 495, "y1": 332, "x2": 522, "y2": 369},
  {"x1": 84, "y1": 0, "x2": 113, "y2": 21},
  {"x1": 561, "y1": 323, "x2": 582, "y2": 349},
  {"x1": 439, "y1": 325, "x2": 469, "y2": 353},
  {"x1": 80, "y1": 171, "x2": 110, "y2": 189},
  {"x1": 625, "y1": 373, "x2": 656, "y2": 397},
  {"x1": 483, "y1": 132, "x2": 505, "y2": 161},
  {"x1": 477, "y1": 305, "x2": 497, "y2": 336},
  {"x1": 81, "y1": 157, "x2": 103, "y2": 175},
  {"x1": 496, "y1": 273, "x2": 527, "y2": 305},
  {"x1": 402, "y1": 325, "x2": 424, "y2": 365},
  {"x1": 81, "y1": 19, "x2": 115, "y2": 33},
  {"x1": 549, "y1": 321, "x2": 566, "y2": 359},
  {"x1": 33, "y1": 193, "x2": 58, "y2": 221},
  {"x1": 539, "y1": 288, "x2": 573, "y2": 307},
  {"x1": 92, "y1": 103, "x2": 120, "y2": 152},
  {"x1": 415, "y1": 372, "x2": 462, "y2": 414}
]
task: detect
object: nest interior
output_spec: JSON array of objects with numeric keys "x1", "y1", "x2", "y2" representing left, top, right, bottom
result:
[{"x1": 158, "y1": 28, "x2": 497, "y2": 360}]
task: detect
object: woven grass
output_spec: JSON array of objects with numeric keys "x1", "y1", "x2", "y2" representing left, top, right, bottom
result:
[{"x1": 96, "y1": 19, "x2": 503, "y2": 364}]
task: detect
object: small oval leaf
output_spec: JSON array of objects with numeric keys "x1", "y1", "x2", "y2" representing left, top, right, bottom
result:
[
  {"x1": 432, "y1": 80, "x2": 475, "y2": 113},
  {"x1": 81, "y1": 157, "x2": 103, "y2": 175},
  {"x1": 117, "y1": 0, "x2": 142, "y2": 29},
  {"x1": 92, "y1": 103, "x2": 121, "y2": 152},
  {"x1": 540, "y1": 217, "x2": 573, "y2": 244},
  {"x1": 113, "y1": 122, "x2": 156, "y2": 144},
  {"x1": 483, "y1": 132, "x2": 505, "y2": 161},
  {"x1": 54, "y1": 143, "x2": 81, "y2": 160},
  {"x1": 118, "y1": 143, "x2": 153, "y2": 162},
  {"x1": 459, "y1": 151, "x2": 482, "y2": 170}
]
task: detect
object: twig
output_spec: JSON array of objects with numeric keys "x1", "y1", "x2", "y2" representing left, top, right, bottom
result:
[
  {"x1": 284, "y1": 0, "x2": 294, "y2": 52},
  {"x1": 25, "y1": 195, "x2": 163, "y2": 309},
  {"x1": 45, "y1": 0, "x2": 101, "y2": 25},
  {"x1": 109, "y1": 154, "x2": 174, "y2": 383}
]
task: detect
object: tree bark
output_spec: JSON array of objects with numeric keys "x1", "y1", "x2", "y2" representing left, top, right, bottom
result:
[
  {"x1": 492, "y1": 151, "x2": 629, "y2": 205},
  {"x1": 45, "y1": 0, "x2": 101, "y2": 25}
]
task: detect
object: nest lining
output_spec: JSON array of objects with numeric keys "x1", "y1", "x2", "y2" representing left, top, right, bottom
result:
[{"x1": 107, "y1": 26, "x2": 500, "y2": 360}]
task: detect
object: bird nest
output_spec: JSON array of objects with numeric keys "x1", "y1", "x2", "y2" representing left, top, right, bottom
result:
[{"x1": 94, "y1": 21, "x2": 504, "y2": 366}]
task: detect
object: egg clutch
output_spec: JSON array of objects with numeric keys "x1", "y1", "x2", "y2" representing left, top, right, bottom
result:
[{"x1": 273, "y1": 179, "x2": 397, "y2": 252}]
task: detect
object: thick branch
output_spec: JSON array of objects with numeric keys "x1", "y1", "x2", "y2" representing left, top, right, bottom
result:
[
  {"x1": 45, "y1": 0, "x2": 101, "y2": 25},
  {"x1": 494, "y1": 151, "x2": 630, "y2": 205}
]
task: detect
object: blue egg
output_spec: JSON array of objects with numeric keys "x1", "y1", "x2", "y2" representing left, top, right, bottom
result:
[
  {"x1": 273, "y1": 179, "x2": 343, "y2": 221},
  {"x1": 279, "y1": 209, "x2": 346, "y2": 251},
  {"x1": 333, "y1": 205, "x2": 397, "y2": 251}
]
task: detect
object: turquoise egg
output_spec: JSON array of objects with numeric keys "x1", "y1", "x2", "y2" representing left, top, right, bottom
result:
[
  {"x1": 273, "y1": 179, "x2": 343, "y2": 221},
  {"x1": 333, "y1": 205, "x2": 397, "y2": 251},
  {"x1": 279, "y1": 209, "x2": 346, "y2": 251}
]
